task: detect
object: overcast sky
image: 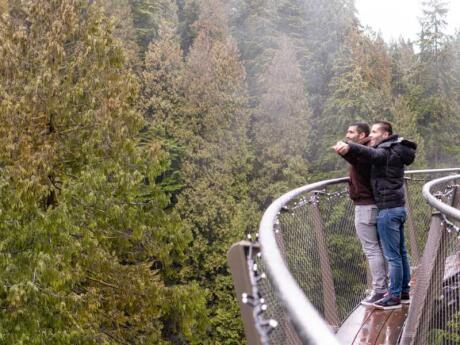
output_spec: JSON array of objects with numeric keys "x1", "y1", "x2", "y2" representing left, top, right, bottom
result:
[{"x1": 355, "y1": 0, "x2": 460, "y2": 42}]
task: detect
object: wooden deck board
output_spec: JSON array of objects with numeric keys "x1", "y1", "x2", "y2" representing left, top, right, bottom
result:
[
  {"x1": 336, "y1": 271, "x2": 416, "y2": 345},
  {"x1": 374, "y1": 306, "x2": 408, "y2": 345},
  {"x1": 352, "y1": 307, "x2": 393, "y2": 345},
  {"x1": 336, "y1": 304, "x2": 410, "y2": 345}
]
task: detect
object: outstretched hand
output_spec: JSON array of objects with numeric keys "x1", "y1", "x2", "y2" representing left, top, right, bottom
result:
[{"x1": 332, "y1": 141, "x2": 350, "y2": 155}]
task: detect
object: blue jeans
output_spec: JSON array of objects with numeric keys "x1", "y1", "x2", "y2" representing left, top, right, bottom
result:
[{"x1": 376, "y1": 207, "x2": 411, "y2": 297}]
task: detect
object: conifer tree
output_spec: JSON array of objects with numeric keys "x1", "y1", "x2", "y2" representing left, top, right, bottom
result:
[
  {"x1": 129, "y1": 0, "x2": 179, "y2": 56},
  {"x1": 252, "y1": 36, "x2": 311, "y2": 207},
  {"x1": 393, "y1": 96, "x2": 426, "y2": 167},
  {"x1": 100, "y1": 0, "x2": 141, "y2": 68},
  {"x1": 176, "y1": 0, "x2": 200, "y2": 55},
  {"x1": 389, "y1": 38, "x2": 417, "y2": 98},
  {"x1": 0, "y1": 1, "x2": 206, "y2": 343},
  {"x1": 300, "y1": 0, "x2": 357, "y2": 112},
  {"x1": 319, "y1": 27, "x2": 393, "y2": 172},
  {"x1": 142, "y1": 11, "x2": 187, "y2": 173},
  {"x1": 410, "y1": 0, "x2": 459, "y2": 164},
  {"x1": 176, "y1": 0, "x2": 255, "y2": 341},
  {"x1": 230, "y1": 0, "x2": 280, "y2": 96}
]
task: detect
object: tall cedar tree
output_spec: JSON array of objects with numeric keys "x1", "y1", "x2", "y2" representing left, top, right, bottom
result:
[
  {"x1": 129, "y1": 0, "x2": 178, "y2": 56},
  {"x1": 320, "y1": 27, "x2": 393, "y2": 173},
  {"x1": 251, "y1": 36, "x2": 311, "y2": 208},
  {"x1": 176, "y1": 0, "x2": 255, "y2": 342},
  {"x1": 142, "y1": 9, "x2": 190, "y2": 201},
  {"x1": 176, "y1": 0, "x2": 200, "y2": 55},
  {"x1": 389, "y1": 38, "x2": 418, "y2": 98},
  {"x1": 393, "y1": 96, "x2": 426, "y2": 167},
  {"x1": 0, "y1": 0, "x2": 206, "y2": 343},
  {"x1": 230, "y1": 0, "x2": 280, "y2": 97},
  {"x1": 410, "y1": 0, "x2": 459, "y2": 165},
  {"x1": 296, "y1": 0, "x2": 357, "y2": 167},
  {"x1": 100, "y1": 0, "x2": 141, "y2": 69}
]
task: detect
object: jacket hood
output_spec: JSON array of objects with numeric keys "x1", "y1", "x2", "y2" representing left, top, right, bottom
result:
[{"x1": 377, "y1": 134, "x2": 417, "y2": 165}]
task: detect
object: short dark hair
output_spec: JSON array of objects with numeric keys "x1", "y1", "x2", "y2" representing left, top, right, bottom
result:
[
  {"x1": 351, "y1": 122, "x2": 370, "y2": 136},
  {"x1": 374, "y1": 121, "x2": 393, "y2": 135}
]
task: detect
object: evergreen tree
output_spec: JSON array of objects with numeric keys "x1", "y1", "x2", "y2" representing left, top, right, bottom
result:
[
  {"x1": 319, "y1": 27, "x2": 393, "y2": 172},
  {"x1": 0, "y1": 1, "x2": 206, "y2": 343},
  {"x1": 129, "y1": 0, "x2": 179, "y2": 56},
  {"x1": 419, "y1": 1, "x2": 449, "y2": 60},
  {"x1": 230, "y1": 0, "x2": 280, "y2": 97},
  {"x1": 177, "y1": 0, "x2": 255, "y2": 341},
  {"x1": 389, "y1": 38, "x2": 417, "y2": 98},
  {"x1": 300, "y1": 0, "x2": 357, "y2": 112},
  {"x1": 251, "y1": 36, "x2": 311, "y2": 208},
  {"x1": 393, "y1": 96, "x2": 426, "y2": 167},
  {"x1": 100, "y1": 0, "x2": 141, "y2": 68},
  {"x1": 142, "y1": 8, "x2": 185, "y2": 140},
  {"x1": 448, "y1": 32, "x2": 460, "y2": 107},
  {"x1": 409, "y1": 0, "x2": 459, "y2": 165},
  {"x1": 176, "y1": 0, "x2": 200, "y2": 55}
]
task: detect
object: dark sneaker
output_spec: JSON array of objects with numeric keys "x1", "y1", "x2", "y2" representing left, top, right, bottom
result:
[
  {"x1": 401, "y1": 291, "x2": 411, "y2": 304},
  {"x1": 373, "y1": 295, "x2": 402, "y2": 310},
  {"x1": 361, "y1": 292, "x2": 386, "y2": 306}
]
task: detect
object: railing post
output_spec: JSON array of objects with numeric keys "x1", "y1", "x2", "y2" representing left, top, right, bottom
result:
[
  {"x1": 452, "y1": 183, "x2": 460, "y2": 219},
  {"x1": 310, "y1": 195, "x2": 339, "y2": 327},
  {"x1": 399, "y1": 211, "x2": 448, "y2": 345},
  {"x1": 227, "y1": 241, "x2": 263, "y2": 345},
  {"x1": 404, "y1": 180, "x2": 420, "y2": 266}
]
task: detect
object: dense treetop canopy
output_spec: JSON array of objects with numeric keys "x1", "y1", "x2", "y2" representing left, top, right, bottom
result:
[{"x1": 0, "y1": 0, "x2": 458, "y2": 343}]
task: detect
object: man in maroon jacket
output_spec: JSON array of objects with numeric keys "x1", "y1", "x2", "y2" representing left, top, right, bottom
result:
[{"x1": 342, "y1": 122, "x2": 387, "y2": 305}]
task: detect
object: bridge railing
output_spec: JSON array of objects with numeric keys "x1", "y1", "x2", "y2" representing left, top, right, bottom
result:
[
  {"x1": 228, "y1": 168, "x2": 460, "y2": 345},
  {"x1": 401, "y1": 173, "x2": 460, "y2": 345}
]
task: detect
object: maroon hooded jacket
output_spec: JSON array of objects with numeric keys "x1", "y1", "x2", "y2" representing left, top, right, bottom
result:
[{"x1": 343, "y1": 137, "x2": 375, "y2": 205}]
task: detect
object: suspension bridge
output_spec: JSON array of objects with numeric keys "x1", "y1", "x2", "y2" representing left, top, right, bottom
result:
[{"x1": 228, "y1": 168, "x2": 460, "y2": 345}]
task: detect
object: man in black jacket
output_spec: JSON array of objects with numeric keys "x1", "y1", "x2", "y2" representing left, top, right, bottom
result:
[
  {"x1": 341, "y1": 122, "x2": 387, "y2": 306},
  {"x1": 333, "y1": 121, "x2": 417, "y2": 310}
]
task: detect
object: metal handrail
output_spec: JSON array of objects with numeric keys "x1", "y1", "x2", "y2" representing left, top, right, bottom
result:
[
  {"x1": 259, "y1": 177, "x2": 347, "y2": 345},
  {"x1": 422, "y1": 174, "x2": 460, "y2": 219},
  {"x1": 406, "y1": 168, "x2": 460, "y2": 175},
  {"x1": 258, "y1": 168, "x2": 460, "y2": 345}
]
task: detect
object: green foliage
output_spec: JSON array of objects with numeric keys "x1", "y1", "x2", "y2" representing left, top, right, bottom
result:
[
  {"x1": 176, "y1": 0, "x2": 200, "y2": 55},
  {"x1": 176, "y1": 1, "x2": 256, "y2": 342},
  {"x1": 144, "y1": 0, "x2": 255, "y2": 342},
  {"x1": 129, "y1": 0, "x2": 179, "y2": 55},
  {"x1": 2, "y1": 0, "x2": 460, "y2": 343},
  {"x1": 393, "y1": 96, "x2": 426, "y2": 167},
  {"x1": 402, "y1": 0, "x2": 460, "y2": 165},
  {"x1": 251, "y1": 36, "x2": 311, "y2": 208},
  {"x1": 318, "y1": 27, "x2": 393, "y2": 171},
  {"x1": 100, "y1": 0, "x2": 141, "y2": 68},
  {"x1": 0, "y1": 0, "x2": 206, "y2": 343},
  {"x1": 230, "y1": 0, "x2": 282, "y2": 97}
]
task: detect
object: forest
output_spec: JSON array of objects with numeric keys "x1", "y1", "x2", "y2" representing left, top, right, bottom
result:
[{"x1": 0, "y1": 0, "x2": 459, "y2": 344}]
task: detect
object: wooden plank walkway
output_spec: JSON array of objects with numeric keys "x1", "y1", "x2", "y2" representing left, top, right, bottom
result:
[
  {"x1": 336, "y1": 304, "x2": 409, "y2": 345},
  {"x1": 336, "y1": 269, "x2": 419, "y2": 345}
]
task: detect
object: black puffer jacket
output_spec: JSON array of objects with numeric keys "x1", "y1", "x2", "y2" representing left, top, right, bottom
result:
[{"x1": 345, "y1": 135, "x2": 417, "y2": 209}]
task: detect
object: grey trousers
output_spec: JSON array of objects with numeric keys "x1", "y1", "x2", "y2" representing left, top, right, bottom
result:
[{"x1": 355, "y1": 205, "x2": 387, "y2": 293}]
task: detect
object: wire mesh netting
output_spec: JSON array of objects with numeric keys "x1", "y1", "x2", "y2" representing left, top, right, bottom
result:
[
  {"x1": 417, "y1": 228, "x2": 460, "y2": 345},
  {"x1": 248, "y1": 171, "x2": 460, "y2": 345},
  {"x1": 409, "y1": 177, "x2": 460, "y2": 345}
]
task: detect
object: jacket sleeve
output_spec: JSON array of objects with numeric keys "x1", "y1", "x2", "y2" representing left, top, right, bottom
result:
[
  {"x1": 341, "y1": 152, "x2": 358, "y2": 165},
  {"x1": 347, "y1": 142, "x2": 389, "y2": 164}
]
